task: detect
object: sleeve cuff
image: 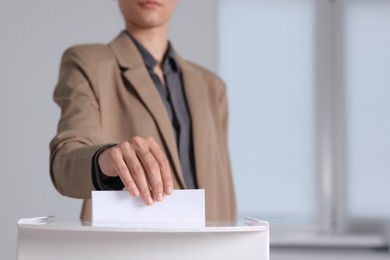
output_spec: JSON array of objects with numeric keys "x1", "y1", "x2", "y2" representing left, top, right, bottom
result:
[{"x1": 92, "y1": 144, "x2": 124, "y2": 190}]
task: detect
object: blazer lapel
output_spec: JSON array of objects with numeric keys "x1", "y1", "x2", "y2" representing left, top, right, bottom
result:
[
  {"x1": 176, "y1": 55, "x2": 209, "y2": 188},
  {"x1": 109, "y1": 31, "x2": 186, "y2": 188}
]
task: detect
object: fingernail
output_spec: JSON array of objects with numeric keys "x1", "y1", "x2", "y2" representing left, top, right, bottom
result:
[
  {"x1": 167, "y1": 186, "x2": 173, "y2": 195},
  {"x1": 157, "y1": 193, "x2": 163, "y2": 202},
  {"x1": 145, "y1": 197, "x2": 153, "y2": 206}
]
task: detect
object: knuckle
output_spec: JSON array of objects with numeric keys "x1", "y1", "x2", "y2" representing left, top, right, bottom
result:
[
  {"x1": 131, "y1": 136, "x2": 144, "y2": 146},
  {"x1": 143, "y1": 153, "x2": 154, "y2": 162},
  {"x1": 117, "y1": 166, "x2": 128, "y2": 176},
  {"x1": 119, "y1": 142, "x2": 134, "y2": 158},
  {"x1": 138, "y1": 148, "x2": 150, "y2": 157},
  {"x1": 131, "y1": 165, "x2": 144, "y2": 178},
  {"x1": 132, "y1": 139, "x2": 149, "y2": 153},
  {"x1": 146, "y1": 136, "x2": 155, "y2": 143},
  {"x1": 163, "y1": 179, "x2": 173, "y2": 188},
  {"x1": 124, "y1": 180, "x2": 135, "y2": 188},
  {"x1": 160, "y1": 158, "x2": 170, "y2": 170},
  {"x1": 153, "y1": 183, "x2": 163, "y2": 192},
  {"x1": 111, "y1": 147, "x2": 125, "y2": 160},
  {"x1": 145, "y1": 158, "x2": 159, "y2": 172},
  {"x1": 118, "y1": 142, "x2": 129, "y2": 151},
  {"x1": 163, "y1": 179, "x2": 173, "y2": 187}
]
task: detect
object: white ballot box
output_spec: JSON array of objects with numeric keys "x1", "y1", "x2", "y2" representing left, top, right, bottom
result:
[{"x1": 17, "y1": 217, "x2": 269, "y2": 260}]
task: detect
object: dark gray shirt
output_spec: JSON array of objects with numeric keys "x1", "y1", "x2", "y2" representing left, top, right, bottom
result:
[{"x1": 92, "y1": 33, "x2": 197, "y2": 190}]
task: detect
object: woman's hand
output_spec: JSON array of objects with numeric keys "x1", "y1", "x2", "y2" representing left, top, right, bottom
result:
[{"x1": 98, "y1": 136, "x2": 173, "y2": 205}]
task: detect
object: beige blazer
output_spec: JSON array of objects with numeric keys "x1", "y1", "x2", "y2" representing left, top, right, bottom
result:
[{"x1": 50, "y1": 31, "x2": 236, "y2": 222}]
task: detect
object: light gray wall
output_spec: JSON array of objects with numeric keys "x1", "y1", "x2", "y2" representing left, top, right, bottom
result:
[{"x1": 0, "y1": 1, "x2": 215, "y2": 258}]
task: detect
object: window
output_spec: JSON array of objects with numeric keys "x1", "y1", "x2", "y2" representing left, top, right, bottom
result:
[
  {"x1": 218, "y1": 0, "x2": 316, "y2": 225},
  {"x1": 344, "y1": 0, "x2": 390, "y2": 220},
  {"x1": 218, "y1": 0, "x2": 390, "y2": 244}
]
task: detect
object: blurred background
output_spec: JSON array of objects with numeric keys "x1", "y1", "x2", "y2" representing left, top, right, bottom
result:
[{"x1": 1, "y1": 0, "x2": 389, "y2": 259}]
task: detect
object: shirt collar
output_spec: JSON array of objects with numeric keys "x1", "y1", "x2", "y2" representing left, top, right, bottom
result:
[{"x1": 126, "y1": 31, "x2": 180, "y2": 74}]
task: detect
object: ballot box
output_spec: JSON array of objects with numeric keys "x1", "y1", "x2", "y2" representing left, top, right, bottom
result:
[{"x1": 17, "y1": 217, "x2": 269, "y2": 260}]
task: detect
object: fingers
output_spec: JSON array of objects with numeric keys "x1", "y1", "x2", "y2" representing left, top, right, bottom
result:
[
  {"x1": 147, "y1": 137, "x2": 173, "y2": 196},
  {"x1": 119, "y1": 143, "x2": 149, "y2": 202},
  {"x1": 100, "y1": 145, "x2": 140, "y2": 198},
  {"x1": 98, "y1": 136, "x2": 173, "y2": 206},
  {"x1": 114, "y1": 155, "x2": 140, "y2": 198},
  {"x1": 131, "y1": 137, "x2": 164, "y2": 203}
]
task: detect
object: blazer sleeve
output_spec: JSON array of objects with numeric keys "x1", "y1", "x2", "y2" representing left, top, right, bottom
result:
[{"x1": 50, "y1": 47, "x2": 104, "y2": 199}]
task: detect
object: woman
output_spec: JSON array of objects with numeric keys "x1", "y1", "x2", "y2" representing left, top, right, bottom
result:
[{"x1": 50, "y1": 0, "x2": 236, "y2": 222}]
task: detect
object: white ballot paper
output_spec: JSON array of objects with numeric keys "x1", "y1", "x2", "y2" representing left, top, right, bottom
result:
[{"x1": 92, "y1": 190, "x2": 205, "y2": 228}]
